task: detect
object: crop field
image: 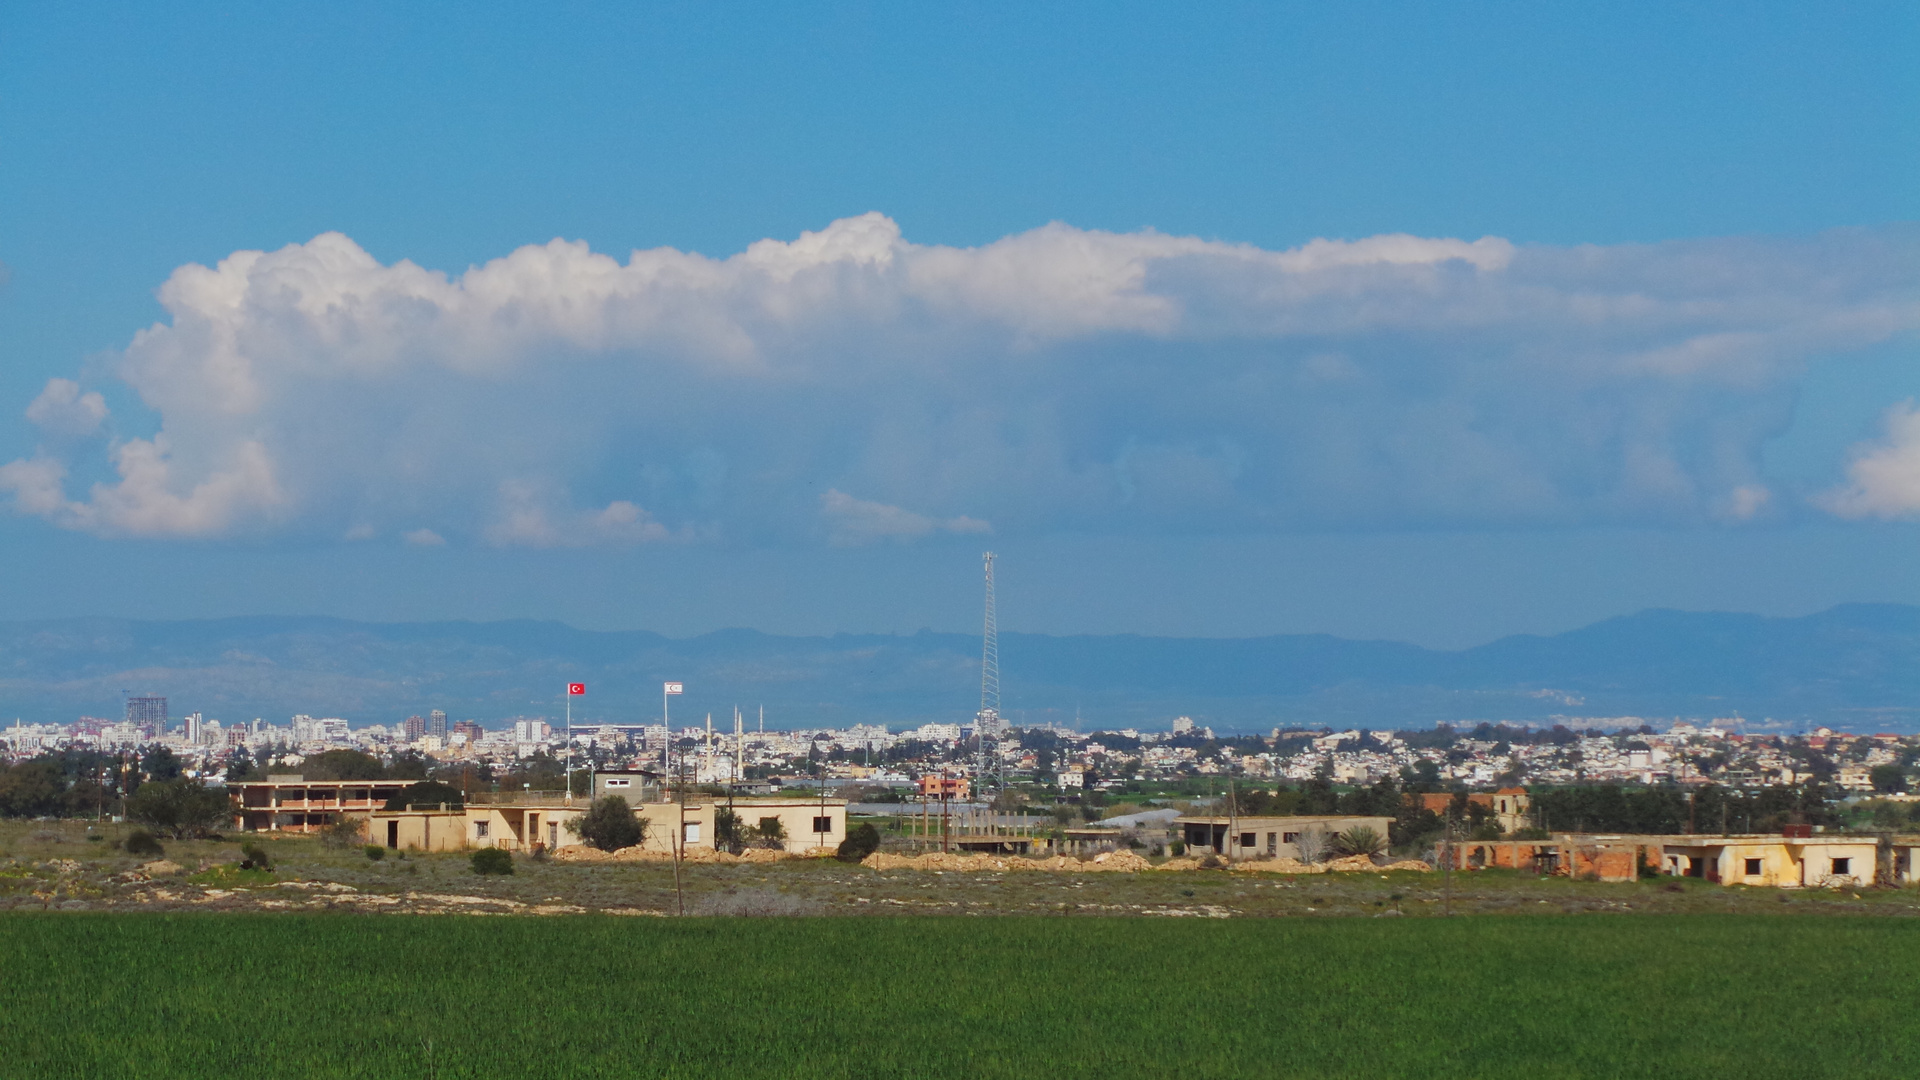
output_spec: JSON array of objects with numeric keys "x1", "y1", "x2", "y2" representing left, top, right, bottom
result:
[{"x1": 2, "y1": 913, "x2": 1917, "y2": 1079}]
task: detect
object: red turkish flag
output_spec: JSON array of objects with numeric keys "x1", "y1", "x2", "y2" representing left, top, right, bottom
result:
[{"x1": 567, "y1": 683, "x2": 585, "y2": 695}]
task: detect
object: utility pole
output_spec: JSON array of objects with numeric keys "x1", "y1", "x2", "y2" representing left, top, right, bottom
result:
[
  {"x1": 673, "y1": 750, "x2": 686, "y2": 916},
  {"x1": 1443, "y1": 807, "x2": 1454, "y2": 917}
]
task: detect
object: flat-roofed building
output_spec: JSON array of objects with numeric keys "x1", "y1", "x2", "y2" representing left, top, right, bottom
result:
[
  {"x1": 591, "y1": 769, "x2": 664, "y2": 804},
  {"x1": 368, "y1": 794, "x2": 848, "y2": 855},
  {"x1": 1174, "y1": 814, "x2": 1394, "y2": 860},
  {"x1": 228, "y1": 775, "x2": 419, "y2": 833},
  {"x1": 1442, "y1": 830, "x2": 1880, "y2": 888}
]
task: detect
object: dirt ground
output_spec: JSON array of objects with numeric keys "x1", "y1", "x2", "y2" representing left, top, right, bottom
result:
[{"x1": 4, "y1": 819, "x2": 1917, "y2": 918}]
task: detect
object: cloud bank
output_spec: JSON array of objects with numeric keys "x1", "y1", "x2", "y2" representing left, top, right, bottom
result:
[{"x1": 2, "y1": 215, "x2": 1915, "y2": 543}]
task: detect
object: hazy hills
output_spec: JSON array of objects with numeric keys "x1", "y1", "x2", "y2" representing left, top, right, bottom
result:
[{"x1": 4, "y1": 604, "x2": 1920, "y2": 732}]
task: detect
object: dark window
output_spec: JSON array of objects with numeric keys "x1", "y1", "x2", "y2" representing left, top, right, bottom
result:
[
  {"x1": 1744, "y1": 858, "x2": 1761, "y2": 876},
  {"x1": 1832, "y1": 858, "x2": 1851, "y2": 876},
  {"x1": 1267, "y1": 833, "x2": 1277, "y2": 854},
  {"x1": 1283, "y1": 832, "x2": 1301, "y2": 844},
  {"x1": 1240, "y1": 832, "x2": 1256, "y2": 848},
  {"x1": 812, "y1": 816, "x2": 832, "y2": 834}
]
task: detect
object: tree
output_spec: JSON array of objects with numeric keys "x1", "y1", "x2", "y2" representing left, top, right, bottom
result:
[
  {"x1": 753, "y1": 816, "x2": 789, "y2": 849},
  {"x1": 141, "y1": 746, "x2": 183, "y2": 782},
  {"x1": 125, "y1": 778, "x2": 229, "y2": 838},
  {"x1": 0, "y1": 758, "x2": 67, "y2": 818},
  {"x1": 225, "y1": 747, "x2": 265, "y2": 783},
  {"x1": 471, "y1": 847, "x2": 513, "y2": 875},
  {"x1": 567, "y1": 795, "x2": 646, "y2": 852},
  {"x1": 836, "y1": 823, "x2": 881, "y2": 862},
  {"x1": 302, "y1": 749, "x2": 385, "y2": 781},
  {"x1": 712, "y1": 808, "x2": 746, "y2": 855},
  {"x1": 383, "y1": 780, "x2": 465, "y2": 811},
  {"x1": 1870, "y1": 764, "x2": 1908, "y2": 795},
  {"x1": 386, "y1": 750, "x2": 430, "y2": 781}
]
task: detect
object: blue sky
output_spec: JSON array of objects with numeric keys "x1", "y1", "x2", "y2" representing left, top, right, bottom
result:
[{"x1": 0, "y1": 2, "x2": 1915, "y2": 648}]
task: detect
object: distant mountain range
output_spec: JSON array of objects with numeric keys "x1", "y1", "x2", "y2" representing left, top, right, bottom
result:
[{"x1": 4, "y1": 604, "x2": 1920, "y2": 733}]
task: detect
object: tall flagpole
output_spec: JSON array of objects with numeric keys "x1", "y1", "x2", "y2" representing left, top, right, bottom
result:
[{"x1": 565, "y1": 687, "x2": 572, "y2": 807}]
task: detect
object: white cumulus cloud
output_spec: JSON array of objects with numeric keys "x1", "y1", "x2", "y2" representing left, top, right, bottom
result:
[
  {"x1": 25, "y1": 378, "x2": 108, "y2": 436},
  {"x1": 1820, "y1": 403, "x2": 1920, "y2": 519},
  {"x1": 0, "y1": 215, "x2": 1913, "y2": 542}
]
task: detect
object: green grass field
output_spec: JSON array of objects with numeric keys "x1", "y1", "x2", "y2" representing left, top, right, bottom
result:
[{"x1": 2, "y1": 914, "x2": 1915, "y2": 1078}]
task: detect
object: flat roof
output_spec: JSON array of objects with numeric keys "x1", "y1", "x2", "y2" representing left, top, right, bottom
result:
[{"x1": 1175, "y1": 814, "x2": 1391, "y2": 825}]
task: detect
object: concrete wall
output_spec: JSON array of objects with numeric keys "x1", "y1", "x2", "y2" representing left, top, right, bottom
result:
[
  {"x1": 369, "y1": 797, "x2": 846, "y2": 855},
  {"x1": 368, "y1": 811, "x2": 472, "y2": 853},
  {"x1": 1178, "y1": 815, "x2": 1394, "y2": 860}
]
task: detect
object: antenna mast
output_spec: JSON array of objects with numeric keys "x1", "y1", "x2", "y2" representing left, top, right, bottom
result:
[{"x1": 975, "y1": 552, "x2": 1002, "y2": 793}]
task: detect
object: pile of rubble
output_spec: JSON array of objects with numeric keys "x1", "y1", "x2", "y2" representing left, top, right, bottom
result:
[
  {"x1": 552, "y1": 845, "x2": 799, "y2": 865},
  {"x1": 1233, "y1": 855, "x2": 1433, "y2": 874},
  {"x1": 860, "y1": 850, "x2": 1157, "y2": 873}
]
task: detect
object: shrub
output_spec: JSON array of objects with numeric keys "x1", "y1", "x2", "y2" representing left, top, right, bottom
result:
[
  {"x1": 836, "y1": 823, "x2": 881, "y2": 862},
  {"x1": 1334, "y1": 826, "x2": 1387, "y2": 859},
  {"x1": 565, "y1": 795, "x2": 645, "y2": 852},
  {"x1": 123, "y1": 829, "x2": 165, "y2": 857},
  {"x1": 1294, "y1": 830, "x2": 1330, "y2": 864},
  {"x1": 364, "y1": 845, "x2": 386, "y2": 862},
  {"x1": 320, "y1": 818, "x2": 366, "y2": 848},
  {"x1": 238, "y1": 842, "x2": 273, "y2": 871},
  {"x1": 1169, "y1": 840, "x2": 1186, "y2": 857},
  {"x1": 471, "y1": 847, "x2": 513, "y2": 875}
]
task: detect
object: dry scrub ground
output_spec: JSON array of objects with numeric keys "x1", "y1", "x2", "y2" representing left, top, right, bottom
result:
[{"x1": 4, "y1": 819, "x2": 1916, "y2": 918}]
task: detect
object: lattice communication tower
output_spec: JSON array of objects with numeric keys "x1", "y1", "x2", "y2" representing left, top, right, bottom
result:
[{"x1": 974, "y1": 552, "x2": 1003, "y2": 790}]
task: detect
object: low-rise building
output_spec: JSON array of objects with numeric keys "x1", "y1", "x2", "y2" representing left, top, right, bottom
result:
[
  {"x1": 228, "y1": 775, "x2": 418, "y2": 832},
  {"x1": 365, "y1": 794, "x2": 848, "y2": 855},
  {"x1": 1174, "y1": 814, "x2": 1394, "y2": 860},
  {"x1": 1442, "y1": 829, "x2": 1879, "y2": 888}
]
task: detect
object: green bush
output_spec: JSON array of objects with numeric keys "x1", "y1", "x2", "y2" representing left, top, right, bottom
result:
[
  {"x1": 1334, "y1": 826, "x2": 1387, "y2": 859},
  {"x1": 836, "y1": 823, "x2": 881, "y2": 863},
  {"x1": 238, "y1": 842, "x2": 273, "y2": 871},
  {"x1": 125, "y1": 779, "x2": 230, "y2": 839},
  {"x1": 364, "y1": 845, "x2": 386, "y2": 861},
  {"x1": 567, "y1": 795, "x2": 645, "y2": 852},
  {"x1": 471, "y1": 847, "x2": 514, "y2": 875},
  {"x1": 123, "y1": 829, "x2": 165, "y2": 857}
]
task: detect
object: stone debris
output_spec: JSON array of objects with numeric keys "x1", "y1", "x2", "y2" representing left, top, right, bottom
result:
[
  {"x1": 1382, "y1": 860, "x2": 1433, "y2": 873},
  {"x1": 862, "y1": 850, "x2": 1160, "y2": 873},
  {"x1": 1324, "y1": 855, "x2": 1383, "y2": 872},
  {"x1": 139, "y1": 860, "x2": 185, "y2": 877},
  {"x1": 1230, "y1": 858, "x2": 1326, "y2": 875},
  {"x1": 552, "y1": 845, "x2": 798, "y2": 865},
  {"x1": 1088, "y1": 849, "x2": 1154, "y2": 872}
]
